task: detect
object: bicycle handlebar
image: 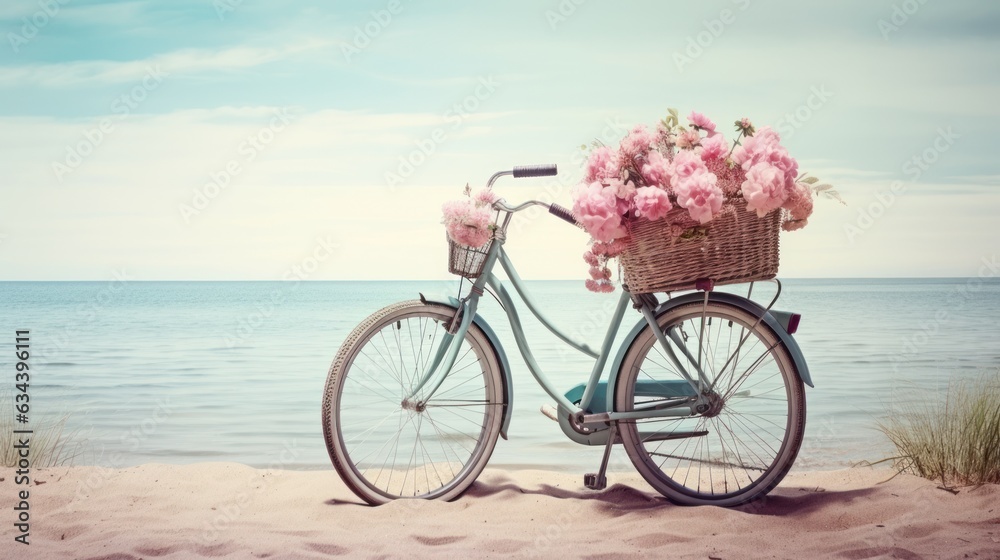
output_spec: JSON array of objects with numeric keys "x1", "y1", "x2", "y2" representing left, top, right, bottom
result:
[
  {"x1": 548, "y1": 203, "x2": 578, "y2": 226},
  {"x1": 512, "y1": 164, "x2": 557, "y2": 178},
  {"x1": 488, "y1": 164, "x2": 578, "y2": 228}
]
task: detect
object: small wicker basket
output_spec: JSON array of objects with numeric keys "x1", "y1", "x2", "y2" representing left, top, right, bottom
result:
[
  {"x1": 447, "y1": 236, "x2": 493, "y2": 279},
  {"x1": 620, "y1": 203, "x2": 781, "y2": 294}
]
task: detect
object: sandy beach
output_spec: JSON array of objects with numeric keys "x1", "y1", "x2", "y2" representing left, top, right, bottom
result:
[{"x1": 2, "y1": 464, "x2": 997, "y2": 559}]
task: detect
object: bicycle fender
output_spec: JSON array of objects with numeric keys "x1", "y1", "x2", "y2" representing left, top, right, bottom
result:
[
  {"x1": 419, "y1": 293, "x2": 514, "y2": 439},
  {"x1": 605, "y1": 292, "x2": 813, "y2": 410}
]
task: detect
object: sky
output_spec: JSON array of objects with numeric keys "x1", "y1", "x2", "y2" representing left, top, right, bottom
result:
[{"x1": 0, "y1": 0, "x2": 998, "y2": 281}]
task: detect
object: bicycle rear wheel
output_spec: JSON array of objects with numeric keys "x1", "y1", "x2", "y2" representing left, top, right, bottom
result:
[
  {"x1": 322, "y1": 300, "x2": 504, "y2": 505},
  {"x1": 615, "y1": 299, "x2": 806, "y2": 506}
]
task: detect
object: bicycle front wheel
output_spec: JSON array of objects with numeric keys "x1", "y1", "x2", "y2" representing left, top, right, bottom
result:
[
  {"x1": 615, "y1": 299, "x2": 806, "y2": 507},
  {"x1": 322, "y1": 300, "x2": 505, "y2": 505}
]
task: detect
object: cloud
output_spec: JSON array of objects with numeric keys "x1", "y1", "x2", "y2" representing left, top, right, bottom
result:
[{"x1": 0, "y1": 40, "x2": 333, "y2": 86}]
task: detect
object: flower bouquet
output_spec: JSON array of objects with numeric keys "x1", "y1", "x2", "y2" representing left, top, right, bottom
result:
[
  {"x1": 441, "y1": 184, "x2": 500, "y2": 278},
  {"x1": 572, "y1": 109, "x2": 836, "y2": 293}
]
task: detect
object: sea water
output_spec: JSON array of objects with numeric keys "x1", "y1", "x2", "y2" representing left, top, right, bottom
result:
[{"x1": 1, "y1": 279, "x2": 997, "y2": 474}]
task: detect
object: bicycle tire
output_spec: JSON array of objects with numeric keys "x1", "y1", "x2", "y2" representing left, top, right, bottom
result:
[
  {"x1": 615, "y1": 299, "x2": 806, "y2": 507},
  {"x1": 322, "y1": 300, "x2": 505, "y2": 505}
]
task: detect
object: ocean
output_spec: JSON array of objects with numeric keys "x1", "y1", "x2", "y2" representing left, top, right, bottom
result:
[{"x1": 1, "y1": 279, "x2": 998, "y2": 476}]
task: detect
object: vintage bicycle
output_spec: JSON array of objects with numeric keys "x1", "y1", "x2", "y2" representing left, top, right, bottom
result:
[{"x1": 322, "y1": 164, "x2": 812, "y2": 507}]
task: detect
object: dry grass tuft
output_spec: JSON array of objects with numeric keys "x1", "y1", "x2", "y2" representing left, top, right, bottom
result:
[{"x1": 877, "y1": 371, "x2": 1000, "y2": 487}]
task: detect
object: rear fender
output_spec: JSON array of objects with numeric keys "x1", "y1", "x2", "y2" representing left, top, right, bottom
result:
[{"x1": 605, "y1": 292, "x2": 813, "y2": 411}]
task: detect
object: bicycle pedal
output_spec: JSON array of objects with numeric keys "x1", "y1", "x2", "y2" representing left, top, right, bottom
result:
[
  {"x1": 584, "y1": 473, "x2": 607, "y2": 490},
  {"x1": 539, "y1": 404, "x2": 558, "y2": 422}
]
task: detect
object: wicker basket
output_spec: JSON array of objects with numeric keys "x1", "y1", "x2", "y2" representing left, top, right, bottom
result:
[
  {"x1": 620, "y1": 203, "x2": 781, "y2": 294},
  {"x1": 448, "y1": 236, "x2": 493, "y2": 278}
]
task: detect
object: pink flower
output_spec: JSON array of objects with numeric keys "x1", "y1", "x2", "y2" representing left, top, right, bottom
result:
[
  {"x1": 607, "y1": 178, "x2": 637, "y2": 201},
  {"x1": 606, "y1": 178, "x2": 637, "y2": 216},
  {"x1": 781, "y1": 181, "x2": 814, "y2": 231},
  {"x1": 675, "y1": 129, "x2": 702, "y2": 149},
  {"x1": 741, "y1": 163, "x2": 788, "y2": 217},
  {"x1": 585, "y1": 146, "x2": 620, "y2": 183},
  {"x1": 588, "y1": 266, "x2": 612, "y2": 281},
  {"x1": 674, "y1": 171, "x2": 723, "y2": 224},
  {"x1": 708, "y1": 160, "x2": 743, "y2": 196},
  {"x1": 731, "y1": 126, "x2": 782, "y2": 170},
  {"x1": 620, "y1": 125, "x2": 656, "y2": 155},
  {"x1": 474, "y1": 188, "x2": 499, "y2": 206},
  {"x1": 767, "y1": 148, "x2": 799, "y2": 182},
  {"x1": 731, "y1": 125, "x2": 798, "y2": 192},
  {"x1": 633, "y1": 186, "x2": 673, "y2": 220},
  {"x1": 736, "y1": 117, "x2": 755, "y2": 135},
  {"x1": 670, "y1": 150, "x2": 710, "y2": 189},
  {"x1": 442, "y1": 199, "x2": 493, "y2": 248},
  {"x1": 585, "y1": 279, "x2": 615, "y2": 293},
  {"x1": 699, "y1": 133, "x2": 728, "y2": 163},
  {"x1": 583, "y1": 250, "x2": 599, "y2": 266},
  {"x1": 641, "y1": 150, "x2": 672, "y2": 188},
  {"x1": 688, "y1": 111, "x2": 717, "y2": 134},
  {"x1": 572, "y1": 182, "x2": 627, "y2": 243},
  {"x1": 592, "y1": 240, "x2": 626, "y2": 257}
]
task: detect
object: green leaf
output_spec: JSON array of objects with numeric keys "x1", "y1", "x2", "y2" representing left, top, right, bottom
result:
[
  {"x1": 822, "y1": 190, "x2": 847, "y2": 205},
  {"x1": 813, "y1": 183, "x2": 833, "y2": 191},
  {"x1": 802, "y1": 176, "x2": 820, "y2": 185}
]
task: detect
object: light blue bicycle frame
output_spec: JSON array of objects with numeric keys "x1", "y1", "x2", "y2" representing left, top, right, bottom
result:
[{"x1": 405, "y1": 220, "x2": 709, "y2": 423}]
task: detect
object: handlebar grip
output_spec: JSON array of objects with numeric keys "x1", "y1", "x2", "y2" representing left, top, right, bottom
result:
[
  {"x1": 512, "y1": 164, "x2": 558, "y2": 178},
  {"x1": 549, "y1": 203, "x2": 578, "y2": 226}
]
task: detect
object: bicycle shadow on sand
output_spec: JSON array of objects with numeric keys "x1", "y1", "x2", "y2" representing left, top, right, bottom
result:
[
  {"x1": 324, "y1": 478, "x2": 877, "y2": 517},
  {"x1": 465, "y1": 479, "x2": 878, "y2": 517}
]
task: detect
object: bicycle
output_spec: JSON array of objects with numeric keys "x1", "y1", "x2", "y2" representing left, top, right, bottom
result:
[{"x1": 322, "y1": 164, "x2": 812, "y2": 507}]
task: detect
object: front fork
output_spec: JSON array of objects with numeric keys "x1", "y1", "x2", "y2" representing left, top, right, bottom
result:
[{"x1": 404, "y1": 295, "x2": 479, "y2": 408}]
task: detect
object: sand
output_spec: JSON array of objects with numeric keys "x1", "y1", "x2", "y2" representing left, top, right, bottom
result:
[{"x1": 1, "y1": 464, "x2": 998, "y2": 559}]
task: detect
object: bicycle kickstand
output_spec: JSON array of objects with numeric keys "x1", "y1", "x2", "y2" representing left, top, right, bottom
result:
[{"x1": 584, "y1": 422, "x2": 618, "y2": 491}]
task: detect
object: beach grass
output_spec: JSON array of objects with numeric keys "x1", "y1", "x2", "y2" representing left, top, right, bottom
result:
[
  {"x1": 877, "y1": 371, "x2": 1000, "y2": 486},
  {"x1": 0, "y1": 392, "x2": 79, "y2": 468}
]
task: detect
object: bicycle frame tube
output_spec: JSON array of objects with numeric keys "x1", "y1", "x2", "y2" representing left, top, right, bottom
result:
[
  {"x1": 406, "y1": 233, "x2": 632, "y2": 414},
  {"x1": 496, "y1": 249, "x2": 600, "y2": 360},
  {"x1": 485, "y1": 265, "x2": 631, "y2": 413},
  {"x1": 406, "y1": 229, "x2": 702, "y2": 420}
]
